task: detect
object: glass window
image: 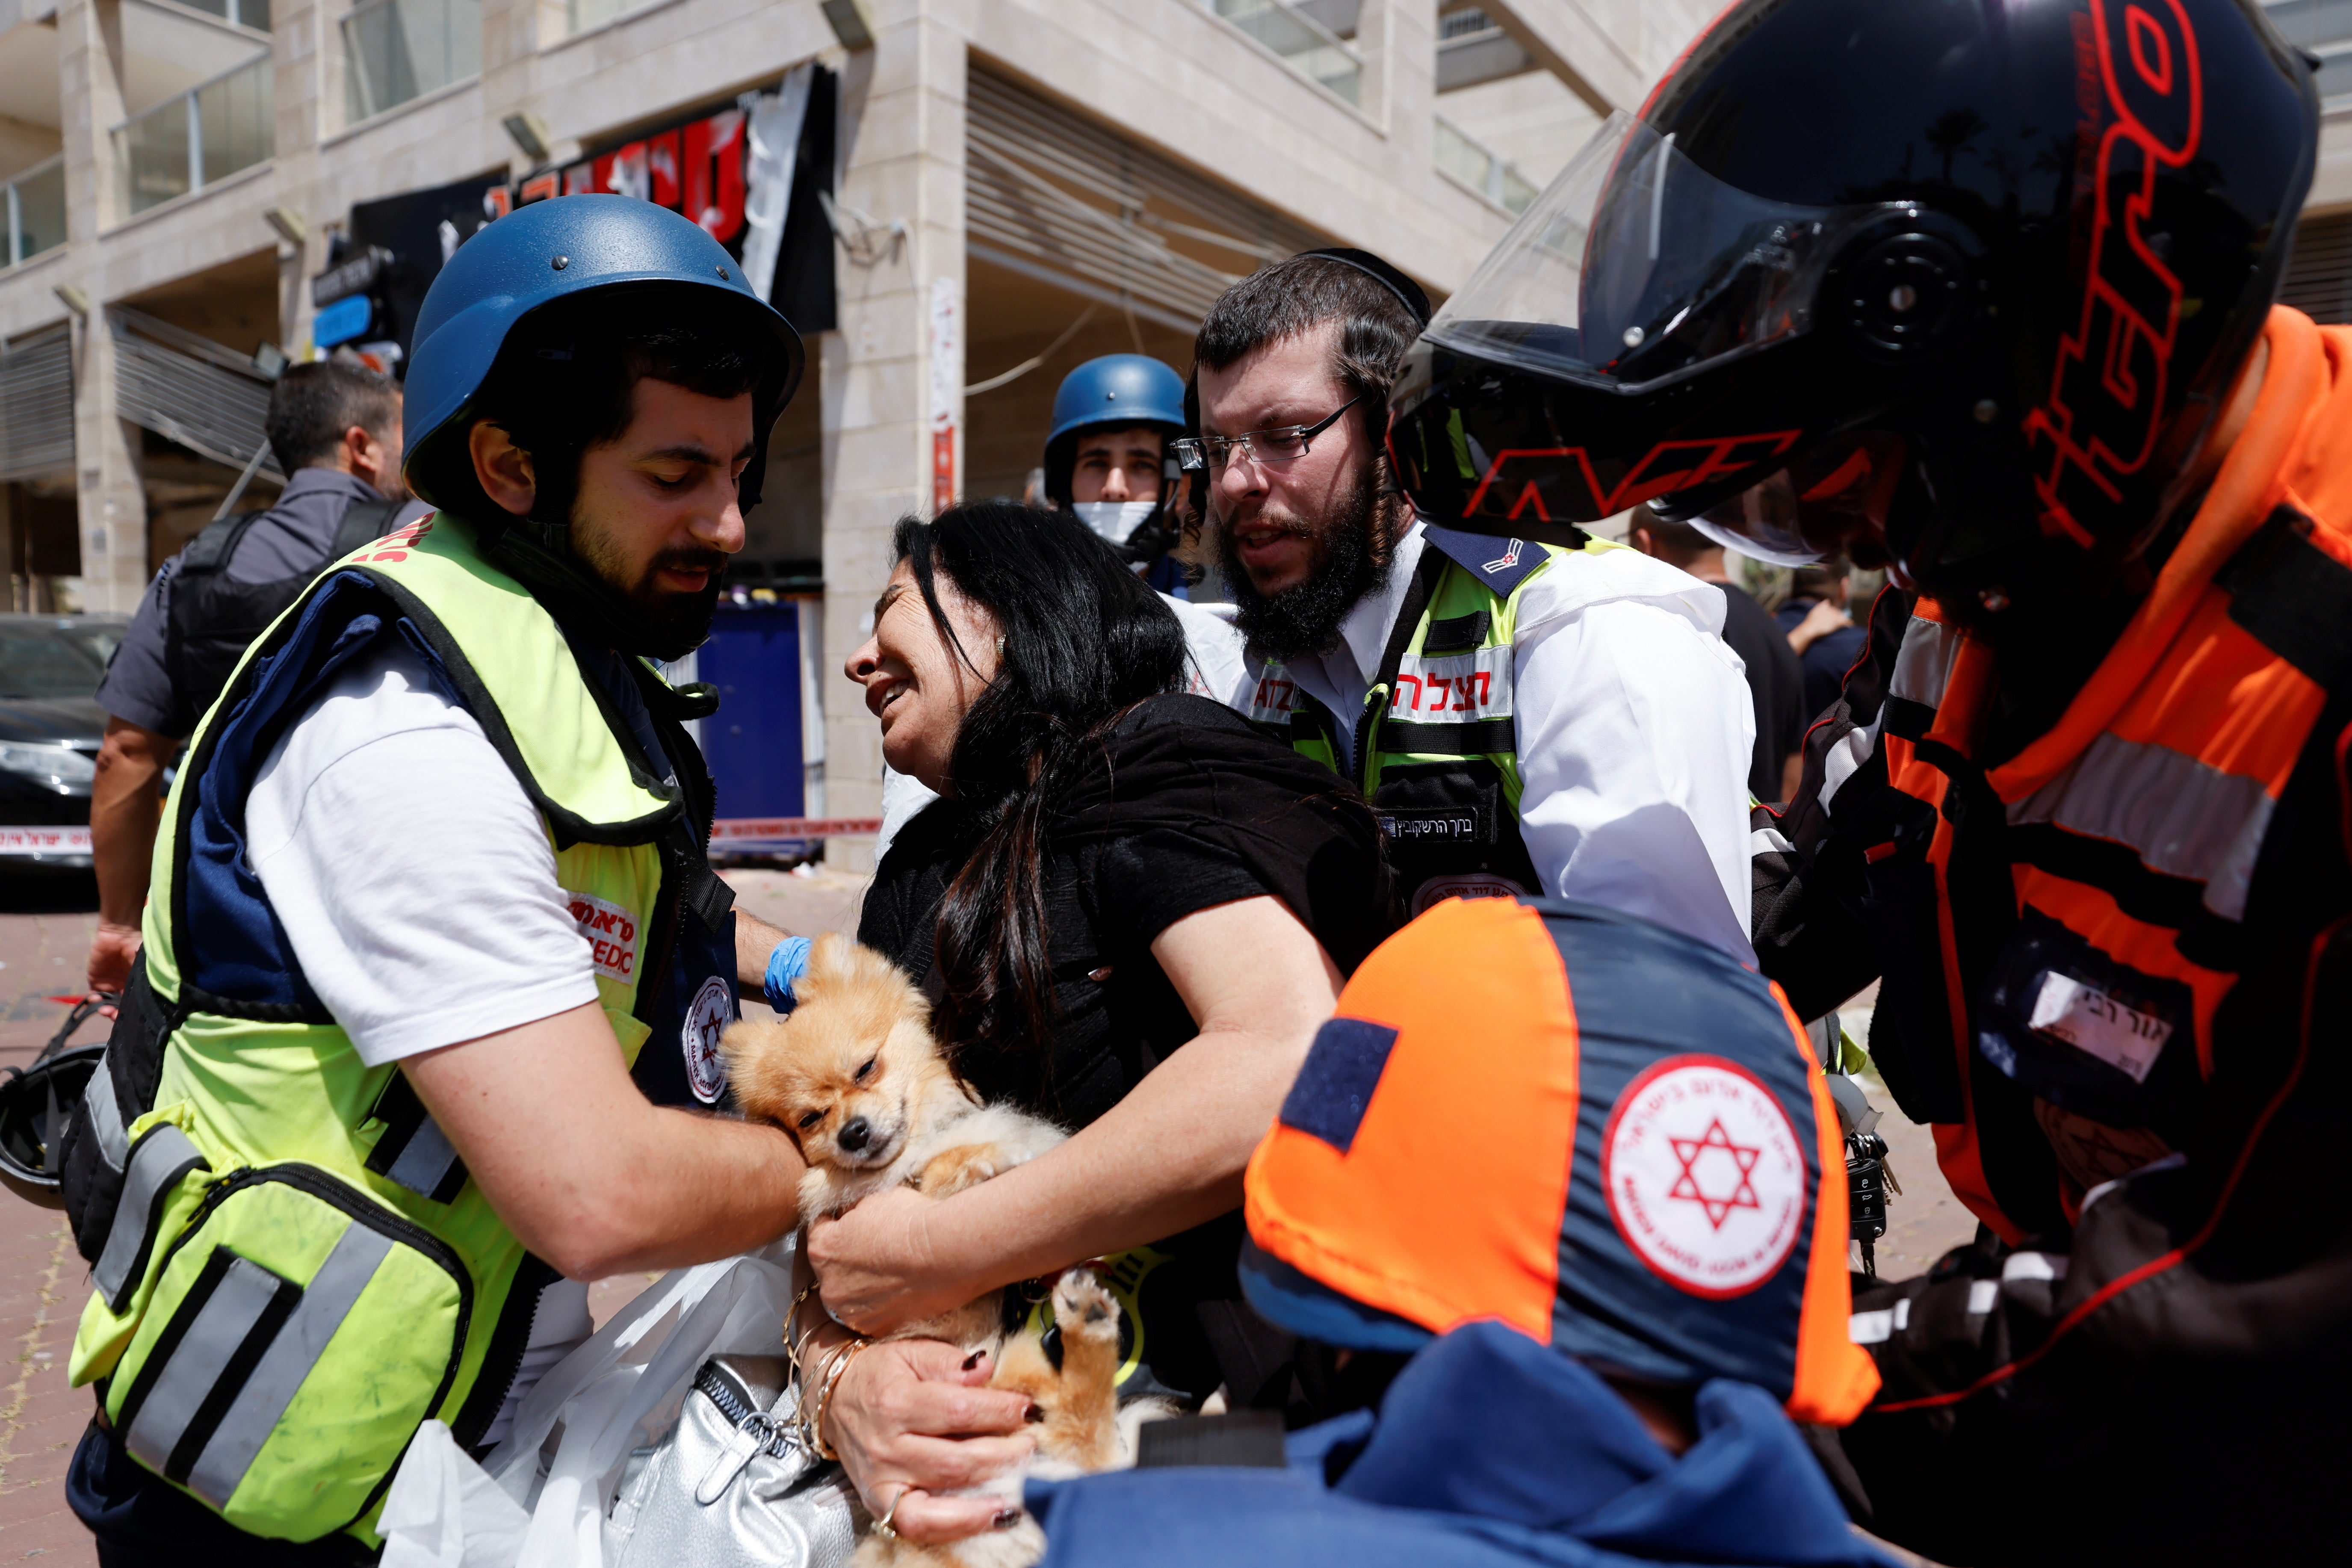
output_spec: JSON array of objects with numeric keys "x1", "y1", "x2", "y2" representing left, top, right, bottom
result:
[
  {"x1": 1207, "y1": 0, "x2": 1363, "y2": 106},
  {"x1": 115, "y1": 100, "x2": 193, "y2": 217},
  {"x1": 344, "y1": 0, "x2": 482, "y2": 122},
  {"x1": 0, "y1": 626, "x2": 114, "y2": 701},
  {"x1": 5, "y1": 159, "x2": 66, "y2": 266},
  {"x1": 198, "y1": 59, "x2": 275, "y2": 188}
]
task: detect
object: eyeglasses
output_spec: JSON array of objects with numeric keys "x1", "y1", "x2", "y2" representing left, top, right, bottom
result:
[{"x1": 1173, "y1": 395, "x2": 1362, "y2": 475}]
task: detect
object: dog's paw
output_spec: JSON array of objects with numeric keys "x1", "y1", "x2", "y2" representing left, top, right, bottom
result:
[
  {"x1": 917, "y1": 1143, "x2": 1006, "y2": 1197},
  {"x1": 1051, "y1": 1268, "x2": 1120, "y2": 1348}
]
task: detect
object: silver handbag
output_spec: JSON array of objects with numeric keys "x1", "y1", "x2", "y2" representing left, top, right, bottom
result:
[{"x1": 606, "y1": 1353, "x2": 866, "y2": 1568}]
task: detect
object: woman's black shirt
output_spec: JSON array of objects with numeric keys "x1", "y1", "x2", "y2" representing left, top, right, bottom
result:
[{"x1": 857, "y1": 693, "x2": 1394, "y2": 1402}]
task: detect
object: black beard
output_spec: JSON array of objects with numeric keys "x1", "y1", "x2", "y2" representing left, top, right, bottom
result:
[
  {"x1": 574, "y1": 524, "x2": 729, "y2": 652},
  {"x1": 1218, "y1": 461, "x2": 1392, "y2": 665}
]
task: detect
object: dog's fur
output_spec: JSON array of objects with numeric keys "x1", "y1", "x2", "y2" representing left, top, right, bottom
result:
[{"x1": 722, "y1": 936, "x2": 1149, "y2": 1567}]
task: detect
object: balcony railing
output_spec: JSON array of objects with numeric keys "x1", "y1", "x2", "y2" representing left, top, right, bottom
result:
[
  {"x1": 1205, "y1": 0, "x2": 1363, "y2": 106},
  {"x1": 344, "y1": 0, "x2": 481, "y2": 122},
  {"x1": 2261, "y1": 0, "x2": 2352, "y2": 99},
  {"x1": 1434, "y1": 115, "x2": 1537, "y2": 215},
  {"x1": 4, "y1": 157, "x2": 66, "y2": 268},
  {"x1": 171, "y1": 0, "x2": 272, "y2": 28},
  {"x1": 111, "y1": 56, "x2": 274, "y2": 220}
]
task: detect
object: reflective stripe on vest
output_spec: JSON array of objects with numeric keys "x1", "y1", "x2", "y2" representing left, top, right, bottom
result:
[
  {"x1": 121, "y1": 1251, "x2": 300, "y2": 1483},
  {"x1": 83, "y1": 1057, "x2": 130, "y2": 1175},
  {"x1": 180, "y1": 1222, "x2": 394, "y2": 1506},
  {"x1": 2006, "y1": 731, "x2": 2275, "y2": 922},
  {"x1": 1888, "y1": 615, "x2": 1963, "y2": 712},
  {"x1": 95, "y1": 1125, "x2": 207, "y2": 1311}
]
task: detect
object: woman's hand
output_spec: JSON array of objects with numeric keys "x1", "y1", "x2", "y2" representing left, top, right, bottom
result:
[
  {"x1": 807, "y1": 1184, "x2": 983, "y2": 1335},
  {"x1": 822, "y1": 1337, "x2": 1034, "y2": 1544}
]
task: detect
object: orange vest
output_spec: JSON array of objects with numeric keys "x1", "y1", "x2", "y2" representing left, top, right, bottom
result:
[{"x1": 1876, "y1": 305, "x2": 2352, "y2": 1239}]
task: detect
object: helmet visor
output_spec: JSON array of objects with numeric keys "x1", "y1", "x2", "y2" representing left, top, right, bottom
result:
[
  {"x1": 1689, "y1": 431, "x2": 1907, "y2": 567},
  {"x1": 1427, "y1": 112, "x2": 1884, "y2": 390}
]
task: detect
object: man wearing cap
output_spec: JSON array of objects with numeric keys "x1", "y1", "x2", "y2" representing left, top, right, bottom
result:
[
  {"x1": 50, "y1": 198, "x2": 930, "y2": 1565},
  {"x1": 1185, "y1": 250, "x2": 1757, "y2": 958},
  {"x1": 1027, "y1": 895, "x2": 1887, "y2": 1566}
]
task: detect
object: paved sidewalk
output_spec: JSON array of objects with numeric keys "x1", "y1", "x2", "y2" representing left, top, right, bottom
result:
[{"x1": 0, "y1": 874, "x2": 110, "y2": 1565}]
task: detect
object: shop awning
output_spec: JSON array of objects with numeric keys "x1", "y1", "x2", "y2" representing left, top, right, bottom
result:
[
  {"x1": 0, "y1": 324, "x2": 75, "y2": 483},
  {"x1": 109, "y1": 304, "x2": 281, "y2": 480},
  {"x1": 965, "y1": 66, "x2": 1327, "y2": 332}
]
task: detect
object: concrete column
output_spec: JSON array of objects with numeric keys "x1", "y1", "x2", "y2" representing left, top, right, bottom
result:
[
  {"x1": 1372, "y1": 0, "x2": 1440, "y2": 155},
  {"x1": 56, "y1": 0, "x2": 145, "y2": 612},
  {"x1": 819, "y1": 2, "x2": 966, "y2": 870},
  {"x1": 271, "y1": 0, "x2": 326, "y2": 354}
]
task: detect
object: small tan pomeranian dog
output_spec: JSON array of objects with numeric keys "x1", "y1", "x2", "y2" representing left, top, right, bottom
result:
[{"x1": 723, "y1": 935, "x2": 1139, "y2": 1568}]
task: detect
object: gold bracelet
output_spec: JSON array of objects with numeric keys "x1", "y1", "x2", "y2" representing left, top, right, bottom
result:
[
  {"x1": 809, "y1": 1337, "x2": 874, "y2": 1463},
  {"x1": 795, "y1": 1333, "x2": 859, "y2": 1453},
  {"x1": 783, "y1": 1281, "x2": 822, "y2": 1374},
  {"x1": 806, "y1": 1336, "x2": 863, "y2": 1455}
]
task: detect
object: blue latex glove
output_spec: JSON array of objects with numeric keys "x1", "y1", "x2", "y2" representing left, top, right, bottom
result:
[{"x1": 764, "y1": 936, "x2": 813, "y2": 1014}]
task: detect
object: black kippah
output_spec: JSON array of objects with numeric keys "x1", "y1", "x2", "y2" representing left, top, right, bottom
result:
[{"x1": 1294, "y1": 247, "x2": 1433, "y2": 331}]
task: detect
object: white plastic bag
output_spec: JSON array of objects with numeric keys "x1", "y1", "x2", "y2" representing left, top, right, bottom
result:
[{"x1": 377, "y1": 1240, "x2": 801, "y2": 1568}]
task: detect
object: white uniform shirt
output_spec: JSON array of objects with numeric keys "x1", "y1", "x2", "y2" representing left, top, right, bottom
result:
[
  {"x1": 244, "y1": 637, "x2": 614, "y2": 1443},
  {"x1": 1192, "y1": 521, "x2": 1758, "y2": 960}
]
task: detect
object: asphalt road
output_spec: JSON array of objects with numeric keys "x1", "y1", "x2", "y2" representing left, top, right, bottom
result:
[{"x1": 0, "y1": 878, "x2": 1979, "y2": 1562}]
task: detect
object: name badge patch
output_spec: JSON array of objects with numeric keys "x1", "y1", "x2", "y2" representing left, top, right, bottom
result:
[
  {"x1": 566, "y1": 890, "x2": 640, "y2": 984},
  {"x1": 1247, "y1": 665, "x2": 1306, "y2": 725},
  {"x1": 2027, "y1": 971, "x2": 2173, "y2": 1084},
  {"x1": 1377, "y1": 806, "x2": 1493, "y2": 843},
  {"x1": 1392, "y1": 646, "x2": 1513, "y2": 723}
]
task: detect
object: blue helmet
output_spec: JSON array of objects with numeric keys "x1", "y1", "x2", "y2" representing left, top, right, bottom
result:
[
  {"x1": 1043, "y1": 354, "x2": 1186, "y2": 513},
  {"x1": 1046, "y1": 354, "x2": 1187, "y2": 448},
  {"x1": 402, "y1": 195, "x2": 805, "y2": 511}
]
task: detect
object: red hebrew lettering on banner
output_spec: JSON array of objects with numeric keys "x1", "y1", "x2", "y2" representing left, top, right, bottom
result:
[{"x1": 509, "y1": 106, "x2": 746, "y2": 246}]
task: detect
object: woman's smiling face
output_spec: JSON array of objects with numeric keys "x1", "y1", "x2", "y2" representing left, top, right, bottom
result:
[{"x1": 845, "y1": 557, "x2": 1002, "y2": 795}]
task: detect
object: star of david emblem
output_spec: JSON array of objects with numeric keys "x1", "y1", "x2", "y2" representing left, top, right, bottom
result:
[{"x1": 1667, "y1": 1117, "x2": 1763, "y2": 1230}]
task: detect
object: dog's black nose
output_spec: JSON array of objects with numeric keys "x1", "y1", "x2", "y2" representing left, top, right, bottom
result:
[{"x1": 837, "y1": 1116, "x2": 871, "y2": 1152}]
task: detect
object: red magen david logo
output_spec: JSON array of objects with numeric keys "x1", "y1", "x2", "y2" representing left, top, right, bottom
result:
[{"x1": 1601, "y1": 1055, "x2": 1807, "y2": 1299}]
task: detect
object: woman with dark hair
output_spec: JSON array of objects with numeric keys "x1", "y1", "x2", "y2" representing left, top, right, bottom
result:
[{"x1": 791, "y1": 500, "x2": 1392, "y2": 1546}]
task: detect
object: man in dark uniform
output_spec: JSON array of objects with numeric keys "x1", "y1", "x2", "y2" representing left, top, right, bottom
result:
[
  {"x1": 83, "y1": 360, "x2": 423, "y2": 1001},
  {"x1": 1775, "y1": 559, "x2": 1866, "y2": 725}
]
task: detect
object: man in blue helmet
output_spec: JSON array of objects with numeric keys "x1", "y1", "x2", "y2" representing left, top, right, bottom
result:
[
  {"x1": 50, "y1": 198, "x2": 1037, "y2": 1565},
  {"x1": 1043, "y1": 353, "x2": 1194, "y2": 596}
]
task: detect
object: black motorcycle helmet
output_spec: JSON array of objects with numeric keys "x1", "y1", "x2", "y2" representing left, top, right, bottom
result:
[{"x1": 1387, "y1": 0, "x2": 2318, "y2": 625}]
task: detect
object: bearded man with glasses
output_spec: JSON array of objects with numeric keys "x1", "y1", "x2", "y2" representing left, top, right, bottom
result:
[{"x1": 1179, "y1": 249, "x2": 1759, "y2": 957}]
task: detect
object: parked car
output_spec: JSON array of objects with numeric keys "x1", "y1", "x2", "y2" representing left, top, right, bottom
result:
[{"x1": 0, "y1": 614, "x2": 128, "y2": 867}]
